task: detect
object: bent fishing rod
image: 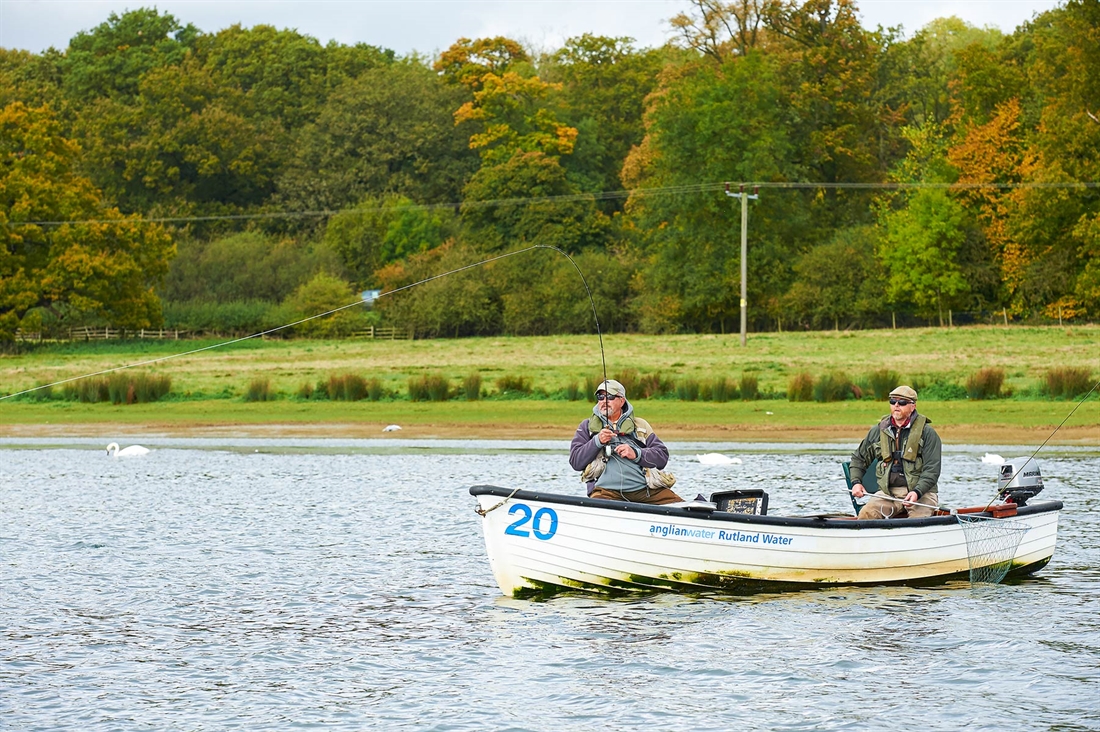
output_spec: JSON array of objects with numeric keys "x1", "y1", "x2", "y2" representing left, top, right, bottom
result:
[{"x1": 0, "y1": 245, "x2": 609, "y2": 402}]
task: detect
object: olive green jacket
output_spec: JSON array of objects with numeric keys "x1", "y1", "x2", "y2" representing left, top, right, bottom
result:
[{"x1": 849, "y1": 413, "x2": 942, "y2": 497}]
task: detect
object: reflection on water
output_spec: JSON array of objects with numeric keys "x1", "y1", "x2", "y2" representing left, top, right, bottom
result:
[{"x1": 1, "y1": 439, "x2": 1098, "y2": 730}]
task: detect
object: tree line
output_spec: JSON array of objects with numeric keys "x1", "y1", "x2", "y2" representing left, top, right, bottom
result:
[{"x1": 1, "y1": 0, "x2": 1097, "y2": 342}]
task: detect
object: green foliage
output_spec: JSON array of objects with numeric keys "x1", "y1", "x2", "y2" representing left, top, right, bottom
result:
[
  {"x1": 700, "y1": 377, "x2": 738, "y2": 402},
  {"x1": 547, "y1": 35, "x2": 666, "y2": 197},
  {"x1": 814, "y1": 372, "x2": 856, "y2": 403},
  {"x1": 564, "y1": 381, "x2": 583, "y2": 401},
  {"x1": 284, "y1": 272, "x2": 367, "y2": 337},
  {"x1": 787, "y1": 372, "x2": 814, "y2": 402},
  {"x1": 462, "y1": 373, "x2": 482, "y2": 400},
  {"x1": 162, "y1": 232, "x2": 333, "y2": 303},
  {"x1": 323, "y1": 195, "x2": 454, "y2": 288},
  {"x1": 783, "y1": 226, "x2": 887, "y2": 330},
  {"x1": 739, "y1": 373, "x2": 759, "y2": 401},
  {"x1": 3, "y1": 4, "x2": 1098, "y2": 337},
  {"x1": 495, "y1": 374, "x2": 533, "y2": 395},
  {"x1": 1043, "y1": 367, "x2": 1093, "y2": 399},
  {"x1": 276, "y1": 61, "x2": 474, "y2": 217},
  {"x1": 408, "y1": 374, "x2": 450, "y2": 401},
  {"x1": 638, "y1": 372, "x2": 675, "y2": 399},
  {"x1": 868, "y1": 369, "x2": 902, "y2": 400},
  {"x1": 326, "y1": 373, "x2": 368, "y2": 401},
  {"x1": 966, "y1": 367, "x2": 1005, "y2": 400},
  {"x1": 676, "y1": 378, "x2": 700, "y2": 401},
  {"x1": 0, "y1": 102, "x2": 173, "y2": 340},
  {"x1": 245, "y1": 377, "x2": 275, "y2": 402},
  {"x1": 62, "y1": 372, "x2": 171, "y2": 404},
  {"x1": 461, "y1": 150, "x2": 609, "y2": 254},
  {"x1": 880, "y1": 187, "x2": 971, "y2": 324},
  {"x1": 61, "y1": 9, "x2": 199, "y2": 102}
]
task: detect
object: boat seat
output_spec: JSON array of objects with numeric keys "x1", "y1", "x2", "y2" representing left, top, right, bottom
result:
[{"x1": 842, "y1": 458, "x2": 880, "y2": 516}]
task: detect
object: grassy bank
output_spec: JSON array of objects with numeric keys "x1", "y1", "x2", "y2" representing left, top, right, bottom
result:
[
  {"x1": 2, "y1": 325, "x2": 1098, "y2": 399},
  {"x1": 0, "y1": 398, "x2": 1096, "y2": 445},
  {"x1": 1, "y1": 325, "x2": 1097, "y2": 443}
]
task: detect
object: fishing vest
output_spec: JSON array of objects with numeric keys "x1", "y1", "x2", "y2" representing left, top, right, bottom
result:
[
  {"x1": 874, "y1": 414, "x2": 929, "y2": 494},
  {"x1": 582, "y1": 416, "x2": 652, "y2": 482}
]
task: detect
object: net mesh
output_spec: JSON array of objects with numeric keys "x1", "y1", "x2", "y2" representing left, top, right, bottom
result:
[{"x1": 956, "y1": 515, "x2": 1029, "y2": 584}]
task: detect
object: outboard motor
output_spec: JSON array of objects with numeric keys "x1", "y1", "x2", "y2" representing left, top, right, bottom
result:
[{"x1": 998, "y1": 458, "x2": 1044, "y2": 506}]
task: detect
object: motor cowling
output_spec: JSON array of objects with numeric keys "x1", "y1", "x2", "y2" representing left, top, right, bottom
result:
[{"x1": 998, "y1": 458, "x2": 1044, "y2": 505}]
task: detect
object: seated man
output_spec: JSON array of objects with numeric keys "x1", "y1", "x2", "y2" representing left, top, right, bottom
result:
[
  {"x1": 850, "y1": 385, "x2": 941, "y2": 519},
  {"x1": 569, "y1": 379, "x2": 682, "y2": 505}
]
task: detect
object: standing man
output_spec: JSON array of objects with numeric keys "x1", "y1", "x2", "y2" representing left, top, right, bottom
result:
[
  {"x1": 850, "y1": 385, "x2": 942, "y2": 519},
  {"x1": 569, "y1": 379, "x2": 681, "y2": 505}
]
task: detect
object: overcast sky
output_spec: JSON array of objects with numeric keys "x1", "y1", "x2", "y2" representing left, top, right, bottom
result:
[{"x1": 0, "y1": 0, "x2": 1066, "y2": 56}]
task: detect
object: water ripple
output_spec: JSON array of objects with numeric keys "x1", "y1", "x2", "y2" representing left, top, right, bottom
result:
[{"x1": 1, "y1": 443, "x2": 1097, "y2": 730}]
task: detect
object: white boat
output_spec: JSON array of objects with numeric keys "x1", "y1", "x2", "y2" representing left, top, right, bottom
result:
[{"x1": 469, "y1": 482, "x2": 1062, "y2": 598}]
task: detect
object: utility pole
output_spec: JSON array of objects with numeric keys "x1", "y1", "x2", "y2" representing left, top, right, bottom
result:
[{"x1": 725, "y1": 183, "x2": 759, "y2": 346}]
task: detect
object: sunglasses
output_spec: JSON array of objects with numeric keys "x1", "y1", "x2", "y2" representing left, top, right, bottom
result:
[
  {"x1": 889, "y1": 398, "x2": 913, "y2": 406},
  {"x1": 596, "y1": 393, "x2": 622, "y2": 402}
]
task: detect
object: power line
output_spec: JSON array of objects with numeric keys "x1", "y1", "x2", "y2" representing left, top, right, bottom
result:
[{"x1": 4, "y1": 179, "x2": 1098, "y2": 227}]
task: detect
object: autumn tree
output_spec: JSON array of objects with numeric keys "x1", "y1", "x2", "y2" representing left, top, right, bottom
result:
[
  {"x1": 323, "y1": 195, "x2": 455, "y2": 288},
  {"x1": 670, "y1": 0, "x2": 772, "y2": 61},
  {"x1": 546, "y1": 35, "x2": 666, "y2": 196},
  {"x1": 276, "y1": 61, "x2": 474, "y2": 220},
  {"x1": 434, "y1": 36, "x2": 530, "y2": 90},
  {"x1": 0, "y1": 103, "x2": 173, "y2": 339}
]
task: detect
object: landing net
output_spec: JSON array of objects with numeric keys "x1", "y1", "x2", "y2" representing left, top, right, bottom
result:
[{"x1": 956, "y1": 515, "x2": 1029, "y2": 584}]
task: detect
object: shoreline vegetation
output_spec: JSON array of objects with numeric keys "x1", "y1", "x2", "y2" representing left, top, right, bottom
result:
[{"x1": 1, "y1": 326, "x2": 1097, "y2": 445}]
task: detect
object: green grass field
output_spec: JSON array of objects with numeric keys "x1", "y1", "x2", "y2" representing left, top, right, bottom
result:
[{"x1": 1, "y1": 325, "x2": 1097, "y2": 442}]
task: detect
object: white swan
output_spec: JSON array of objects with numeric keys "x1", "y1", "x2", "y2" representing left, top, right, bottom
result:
[
  {"x1": 106, "y1": 443, "x2": 150, "y2": 457},
  {"x1": 696, "y1": 453, "x2": 742, "y2": 465},
  {"x1": 981, "y1": 453, "x2": 1005, "y2": 465}
]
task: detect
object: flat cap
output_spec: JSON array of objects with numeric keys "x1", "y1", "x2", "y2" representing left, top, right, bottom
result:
[
  {"x1": 595, "y1": 379, "x2": 626, "y2": 398},
  {"x1": 889, "y1": 385, "x2": 918, "y2": 401}
]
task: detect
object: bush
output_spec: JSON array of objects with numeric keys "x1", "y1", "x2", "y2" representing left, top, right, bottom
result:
[
  {"x1": 918, "y1": 381, "x2": 967, "y2": 400},
  {"x1": 245, "y1": 377, "x2": 274, "y2": 402},
  {"x1": 739, "y1": 373, "x2": 759, "y2": 401},
  {"x1": 701, "y1": 377, "x2": 738, "y2": 402},
  {"x1": 495, "y1": 374, "x2": 532, "y2": 396},
  {"x1": 868, "y1": 369, "x2": 901, "y2": 400},
  {"x1": 1044, "y1": 367, "x2": 1093, "y2": 399},
  {"x1": 16, "y1": 382, "x2": 53, "y2": 402},
  {"x1": 638, "y1": 372, "x2": 674, "y2": 398},
  {"x1": 327, "y1": 373, "x2": 368, "y2": 401},
  {"x1": 966, "y1": 368, "x2": 1005, "y2": 400},
  {"x1": 814, "y1": 372, "x2": 855, "y2": 402},
  {"x1": 297, "y1": 382, "x2": 314, "y2": 399},
  {"x1": 787, "y1": 372, "x2": 814, "y2": 402},
  {"x1": 565, "y1": 381, "x2": 583, "y2": 401},
  {"x1": 616, "y1": 368, "x2": 640, "y2": 397},
  {"x1": 75, "y1": 372, "x2": 172, "y2": 405},
  {"x1": 676, "y1": 378, "x2": 700, "y2": 401},
  {"x1": 409, "y1": 374, "x2": 450, "y2": 401},
  {"x1": 367, "y1": 377, "x2": 385, "y2": 401},
  {"x1": 463, "y1": 373, "x2": 482, "y2": 401},
  {"x1": 426, "y1": 374, "x2": 450, "y2": 401}
]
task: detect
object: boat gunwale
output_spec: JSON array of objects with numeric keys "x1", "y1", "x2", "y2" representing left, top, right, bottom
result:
[{"x1": 469, "y1": 484, "x2": 1063, "y2": 530}]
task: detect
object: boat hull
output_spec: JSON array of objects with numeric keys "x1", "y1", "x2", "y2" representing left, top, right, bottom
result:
[{"x1": 470, "y1": 486, "x2": 1061, "y2": 597}]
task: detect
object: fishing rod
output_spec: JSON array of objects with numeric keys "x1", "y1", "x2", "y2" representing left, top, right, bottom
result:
[{"x1": 0, "y1": 244, "x2": 609, "y2": 402}]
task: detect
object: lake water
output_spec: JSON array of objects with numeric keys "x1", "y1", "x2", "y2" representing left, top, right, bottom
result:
[{"x1": 2, "y1": 438, "x2": 1098, "y2": 731}]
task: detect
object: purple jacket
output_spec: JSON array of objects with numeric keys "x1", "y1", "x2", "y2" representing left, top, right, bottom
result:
[{"x1": 569, "y1": 402, "x2": 669, "y2": 494}]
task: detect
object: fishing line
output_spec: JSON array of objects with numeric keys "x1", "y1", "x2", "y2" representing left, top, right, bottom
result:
[
  {"x1": 1, "y1": 244, "x2": 607, "y2": 401},
  {"x1": 981, "y1": 378, "x2": 1100, "y2": 511}
]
